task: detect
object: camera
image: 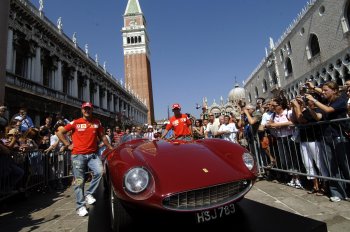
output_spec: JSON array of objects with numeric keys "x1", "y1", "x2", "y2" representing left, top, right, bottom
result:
[{"x1": 302, "y1": 96, "x2": 309, "y2": 104}]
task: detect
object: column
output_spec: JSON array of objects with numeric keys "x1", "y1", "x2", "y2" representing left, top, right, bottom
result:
[
  {"x1": 6, "y1": 28, "x2": 13, "y2": 72},
  {"x1": 85, "y1": 78, "x2": 90, "y2": 102},
  {"x1": 94, "y1": 84, "x2": 100, "y2": 107},
  {"x1": 34, "y1": 46, "x2": 41, "y2": 83},
  {"x1": 56, "y1": 60, "x2": 62, "y2": 91},
  {"x1": 116, "y1": 96, "x2": 120, "y2": 112},
  {"x1": 26, "y1": 58, "x2": 31, "y2": 79},
  {"x1": 51, "y1": 69, "x2": 56, "y2": 89},
  {"x1": 110, "y1": 94, "x2": 114, "y2": 112},
  {"x1": 103, "y1": 90, "x2": 107, "y2": 109},
  {"x1": 72, "y1": 70, "x2": 78, "y2": 98},
  {"x1": 31, "y1": 56, "x2": 35, "y2": 81},
  {"x1": 0, "y1": 0, "x2": 10, "y2": 104}
]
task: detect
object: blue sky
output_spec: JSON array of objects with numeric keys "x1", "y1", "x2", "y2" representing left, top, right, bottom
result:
[{"x1": 29, "y1": 0, "x2": 309, "y2": 120}]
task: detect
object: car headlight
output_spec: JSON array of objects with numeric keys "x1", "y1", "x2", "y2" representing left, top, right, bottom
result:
[
  {"x1": 124, "y1": 167, "x2": 150, "y2": 194},
  {"x1": 242, "y1": 152, "x2": 254, "y2": 170}
]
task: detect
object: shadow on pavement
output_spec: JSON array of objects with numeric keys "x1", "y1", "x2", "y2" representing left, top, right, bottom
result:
[
  {"x1": 0, "y1": 187, "x2": 68, "y2": 232},
  {"x1": 89, "y1": 181, "x2": 327, "y2": 232}
]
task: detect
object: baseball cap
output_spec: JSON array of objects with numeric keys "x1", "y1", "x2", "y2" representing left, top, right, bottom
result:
[
  {"x1": 172, "y1": 103, "x2": 181, "y2": 110},
  {"x1": 147, "y1": 125, "x2": 153, "y2": 129},
  {"x1": 8, "y1": 128, "x2": 18, "y2": 135},
  {"x1": 81, "y1": 102, "x2": 93, "y2": 108}
]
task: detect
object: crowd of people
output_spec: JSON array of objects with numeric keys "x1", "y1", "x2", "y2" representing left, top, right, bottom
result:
[
  {"x1": 1, "y1": 79, "x2": 350, "y2": 213},
  {"x1": 157, "y1": 81, "x2": 350, "y2": 203}
]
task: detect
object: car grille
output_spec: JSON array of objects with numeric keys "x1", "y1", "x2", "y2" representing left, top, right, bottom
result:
[{"x1": 162, "y1": 180, "x2": 251, "y2": 211}]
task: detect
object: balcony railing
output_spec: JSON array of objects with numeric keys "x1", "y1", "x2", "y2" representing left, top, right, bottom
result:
[{"x1": 6, "y1": 72, "x2": 111, "y2": 117}]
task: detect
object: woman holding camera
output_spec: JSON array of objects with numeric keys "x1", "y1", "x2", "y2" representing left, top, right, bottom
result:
[
  {"x1": 306, "y1": 81, "x2": 349, "y2": 202},
  {"x1": 291, "y1": 93, "x2": 325, "y2": 195}
]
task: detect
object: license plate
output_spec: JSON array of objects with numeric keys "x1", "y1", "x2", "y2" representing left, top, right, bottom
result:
[{"x1": 195, "y1": 203, "x2": 235, "y2": 224}]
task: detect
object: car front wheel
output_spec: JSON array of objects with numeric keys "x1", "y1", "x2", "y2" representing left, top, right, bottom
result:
[{"x1": 109, "y1": 179, "x2": 132, "y2": 232}]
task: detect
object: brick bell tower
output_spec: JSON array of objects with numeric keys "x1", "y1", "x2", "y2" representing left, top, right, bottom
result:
[{"x1": 122, "y1": 0, "x2": 155, "y2": 124}]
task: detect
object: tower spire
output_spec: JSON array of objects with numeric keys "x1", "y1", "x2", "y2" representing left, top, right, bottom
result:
[
  {"x1": 122, "y1": 0, "x2": 155, "y2": 124},
  {"x1": 124, "y1": 0, "x2": 142, "y2": 15}
]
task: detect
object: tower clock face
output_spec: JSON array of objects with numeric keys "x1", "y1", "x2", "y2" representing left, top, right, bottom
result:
[{"x1": 129, "y1": 20, "x2": 136, "y2": 27}]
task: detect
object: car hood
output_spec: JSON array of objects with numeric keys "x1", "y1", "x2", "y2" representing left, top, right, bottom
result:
[{"x1": 132, "y1": 140, "x2": 253, "y2": 196}]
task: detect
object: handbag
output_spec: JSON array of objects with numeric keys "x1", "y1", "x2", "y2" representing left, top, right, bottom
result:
[{"x1": 260, "y1": 136, "x2": 269, "y2": 149}]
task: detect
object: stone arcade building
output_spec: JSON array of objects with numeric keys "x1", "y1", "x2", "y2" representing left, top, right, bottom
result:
[
  {"x1": 244, "y1": 0, "x2": 350, "y2": 102},
  {"x1": 4, "y1": 0, "x2": 148, "y2": 127}
]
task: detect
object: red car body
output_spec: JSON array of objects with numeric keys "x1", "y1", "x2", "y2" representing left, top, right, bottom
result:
[{"x1": 103, "y1": 137, "x2": 257, "y2": 231}]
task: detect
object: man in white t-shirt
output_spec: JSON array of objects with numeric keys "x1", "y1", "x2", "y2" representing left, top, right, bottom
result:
[
  {"x1": 205, "y1": 113, "x2": 218, "y2": 138},
  {"x1": 217, "y1": 115, "x2": 238, "y2": 143}
]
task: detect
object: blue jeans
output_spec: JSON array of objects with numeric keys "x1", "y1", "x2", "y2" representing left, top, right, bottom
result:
[{"x1": 71, "y1": 154, "x2": 103, "y2": 209}]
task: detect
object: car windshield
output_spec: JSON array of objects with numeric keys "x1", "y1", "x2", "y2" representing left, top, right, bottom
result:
[{"x1": 120, "y1": 134, "x2": 143, "y2": 144}]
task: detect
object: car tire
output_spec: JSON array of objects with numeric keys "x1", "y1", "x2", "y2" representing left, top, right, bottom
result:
[{"x1": 109, "y1": 179, "x2": 132, "y2": 232}]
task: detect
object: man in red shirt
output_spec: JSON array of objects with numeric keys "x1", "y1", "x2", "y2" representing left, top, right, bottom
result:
[
  {"x1": 161, "y1": 103, "x2": 192, "y2": 140},
  {"x1": 112, "y1": 126, "x2": 124, "y2": 146},
  {"x1": 57, "y1": 102, "x2": 113, "y2": 217}
]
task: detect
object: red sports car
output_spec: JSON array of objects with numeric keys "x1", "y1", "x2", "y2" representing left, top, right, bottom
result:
[{"x1": 102, "y1": 135, "x2": 257, "y2": 231}]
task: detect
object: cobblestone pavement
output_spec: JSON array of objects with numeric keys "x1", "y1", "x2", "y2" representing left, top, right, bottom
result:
[
  {"x1": 0, "y1": 187, "x2": 88, "y2": 232},
  {"x1": 0, "y1": 180, "x2": 349, "y2": 231},
  {"x1": 246, "y1": 180, "x2": 350, "y2": 232}
]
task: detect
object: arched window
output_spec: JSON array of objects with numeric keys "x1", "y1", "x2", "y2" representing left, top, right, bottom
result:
[
  {"x1": 287, "y1": 41, "x2": 292, "y2": 54},
  {"x1": 138, "y1": 36, "x2": 141, "y2": 43},
  {"x1": 343, "y1": 66, "x2": 350, "y2": 81},
  {"x1": 255, "y1": 86, "x2": 259, "y2": 98},
  {"x1": 346, "y1": 1, "x2": 350, "y2": 26},
  {"x1": 285, "y1": 57, "x2": 293, "y2": 76},
  {"x1": 131, "y1": 37, "x2": 134, "y2": 44},
  {"x1": 127, "y1": 37, "x2": 130, "y2": 44},
  {"x1": 315, "y1": 71, "x2": 320, "y2": 80},
  {"x1": 272, "y1": 71, "x2": 278, "y2": 85},
  {"x1": 280, "y1": 49, "x2": 284, "y2": 62},
  {"x1": 309, "y1": 34, "x2": 320, "y2": 57},
  {"x1": 263, "y1": 79, "x2": 268, "y2": 92},
  {"x1": 334, "y1": 70, "x2": 342, "y2": 86},
  {"x1": 248, "y1": 93, "x2": 252, "y2": 103}
]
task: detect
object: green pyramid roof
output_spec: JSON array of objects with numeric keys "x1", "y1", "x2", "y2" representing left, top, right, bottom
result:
[{"x1": 125, "y1": 0, "x2": 142, "y2": 15}]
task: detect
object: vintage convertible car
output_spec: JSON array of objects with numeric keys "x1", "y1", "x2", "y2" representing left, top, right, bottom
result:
[{"x1": 102, "y1": 135, "x2": 257, "y2": 231}]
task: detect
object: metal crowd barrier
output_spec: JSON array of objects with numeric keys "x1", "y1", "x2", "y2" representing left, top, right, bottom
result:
[
  {"x1": 249, "y1": 117, "x2": 350, "y2": 185},
  {"x1": 0, "y1": 150, "x2": 73, "y2": 201}
]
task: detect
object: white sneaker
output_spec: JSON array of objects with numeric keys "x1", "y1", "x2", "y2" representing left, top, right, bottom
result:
[
  {"x1": 85, "y1": 194, "x2": 96, "y2": 205},
  {"x1": 77, "y1": 206, "x2": 88, "y2": 217},
  {"x1": 286, "y1": 179, "x2": 295, "y2": 187},
  {"x1": 330, "y1": 196, "x2": 341, "y2": 202},
  {"x1": 294, "y1": 179, "x2": 303, "y2": 189}
]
